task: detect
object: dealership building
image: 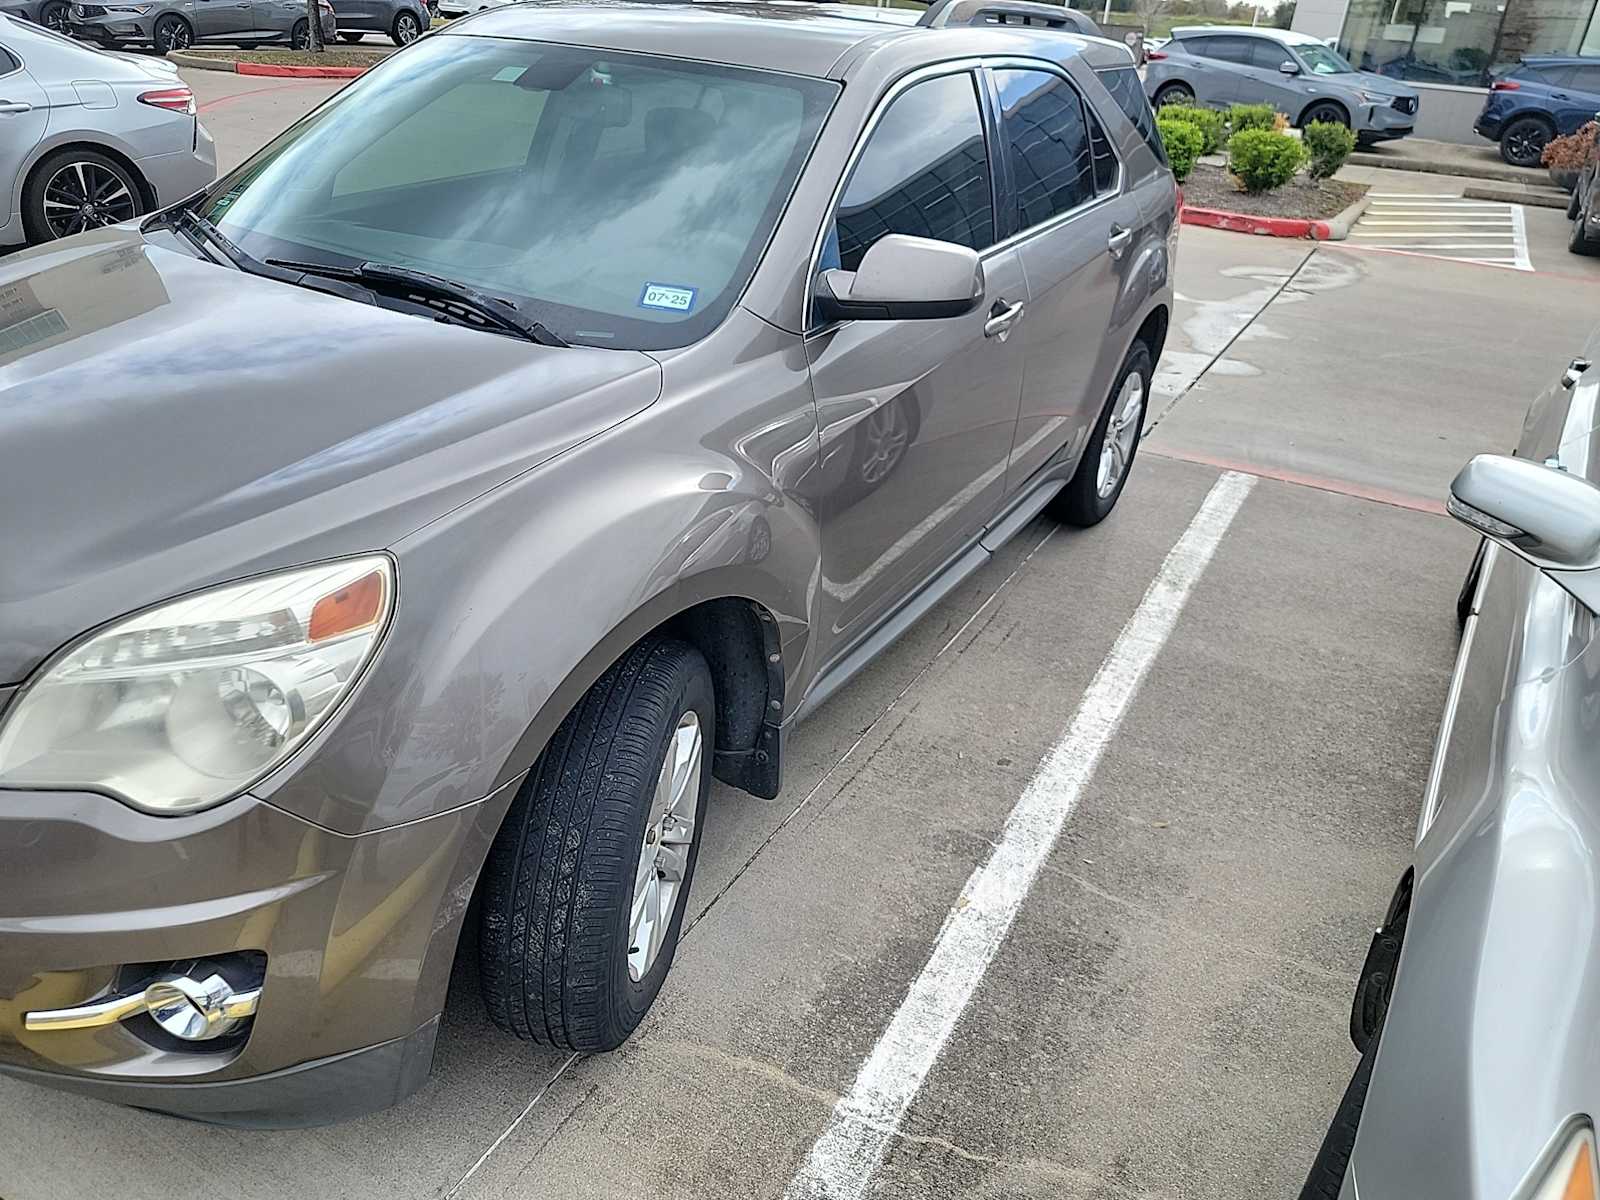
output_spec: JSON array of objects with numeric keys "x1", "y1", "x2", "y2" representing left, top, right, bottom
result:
[{"x1": 1291, "y1": 0, "x2": 1600, "y2": 140}]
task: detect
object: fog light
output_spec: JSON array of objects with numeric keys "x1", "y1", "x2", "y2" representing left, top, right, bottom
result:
[{"x1": 23, "y1": 957, "x2": 262, "y2": 1040}]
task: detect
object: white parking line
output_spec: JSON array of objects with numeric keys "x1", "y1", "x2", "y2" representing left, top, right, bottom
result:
[
  {"x1": 1351, "y1": 196, "x2": 1532, "y2": 270},
  {"x1": 783, "y1": 470, "x2": 1257, "y2": 1200}
]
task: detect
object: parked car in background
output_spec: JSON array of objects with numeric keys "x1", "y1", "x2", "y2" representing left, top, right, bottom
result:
[
  {"x1": 1474, "y1": 56, "x2": 1600, "y2": 167},
  {"x1": 0, "y1": 16, "x2": 213, "y2": 245},
  {"x1": 0, "y1": 0, "x2": 1175, "y2": 1126},
  {"x1": 1146, "y1": 26, "x2": 1420, "y2": 143},
  {"x1": 332, "y1": 0, "x2": 427, "y2": 45},
  {"x1": 0, "y1": 0, "x2": 70, "y2": 34},
  {"x1": 1299, "y1": 329, "x2": 1600, "y2": 1200},
  {"x1": 1568, "y1": 119, "x2": 1599, "y2": 254},
  {"x1": 68, "y1": 0, "x2": 336, "y2": 52}
]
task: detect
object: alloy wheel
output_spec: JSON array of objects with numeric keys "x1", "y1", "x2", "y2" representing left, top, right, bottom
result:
[
  {"x1": 1505, "y1": 121, "x2": 1549, "y2": 167},
  {"x1": 41, "y1": 2, "x2": 69, "y2": 32},
  {"x1": 41, "y1": 161, "x2": 138, "y2": 239},
  {"x1": 395, "y1": 12, "x2": 418, "y2": 41},
  {"x1": 290, "y1": 19, "x2": 309, "y2": 47},
  {"x1": 157, "y1": 19, "x2": 190, "y2": 50},
  {"x1": 1096, "y1": 372, "x2": 1145, "y2": 499},
  {"x1": 627, "y1": 710, "x2": 702, "y2": 982}
]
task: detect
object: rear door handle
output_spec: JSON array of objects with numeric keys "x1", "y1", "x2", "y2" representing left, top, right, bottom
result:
[
  {"x1": 1108, "y1": 225, "x2": 1133, "y2": 259},
  {"x1": 0, "y1": 102, "x2": 32, "y2": 115},
  {"x1": 984, "y1": 299, "x2": 1024, "y2": 340}
]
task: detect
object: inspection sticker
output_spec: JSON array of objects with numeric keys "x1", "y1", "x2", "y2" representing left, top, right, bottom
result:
[{"x1": 638, "y1": 283, "x2": 697, "y2": 313}]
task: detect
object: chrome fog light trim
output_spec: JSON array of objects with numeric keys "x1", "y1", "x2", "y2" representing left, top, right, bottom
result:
[{"x1": 24, "y1": 969, "x2": 260, "y2": 1039}]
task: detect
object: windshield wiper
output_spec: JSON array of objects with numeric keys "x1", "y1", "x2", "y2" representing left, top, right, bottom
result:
[{"x1": 267, "y1": 258, "x2": 569, "y2": 348}]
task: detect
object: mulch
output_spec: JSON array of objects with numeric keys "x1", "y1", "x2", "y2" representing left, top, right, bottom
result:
[
  {"x1": 184, "y1": 47, "x2": 390, "y2": 67},
  {"x1": 1181, "y1": 163, "x2": 1367, "y2": 221}
]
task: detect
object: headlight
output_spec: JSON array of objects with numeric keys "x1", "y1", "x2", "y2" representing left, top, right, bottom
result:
[
  {"x1": 0, "y1": 557, "x2": 392, "y2": 814},
  {"x1": 104, "y1": 4, "x2": 153, "y2": 11},
  {"x1": 1530, "y1": 1125, "x2": 1597, "y2": 1200},
  {"x1": 1356, "y1": 90, "x2": 1385, "y2": 104}
]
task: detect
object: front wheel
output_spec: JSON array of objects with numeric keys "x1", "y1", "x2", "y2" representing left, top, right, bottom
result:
[
  {"x1": 1301, "y1": 101, "x2": 1350, "y2": 129},
  {"x1": 1051, "y1": 341, "x2": 1151, "y2": 528},
  {"x1": 478, "y1": 635, "x2": 714, "y2": 1051},
  {"x1": 289, "y1": 17, "x2": 310, "y2": 47},
  {"x1": 152, "y1": 12, "x2": 191, "y2": 51},
  {"x1": 1500, "y1": 116, "x2": 1552, "y2": 167}
]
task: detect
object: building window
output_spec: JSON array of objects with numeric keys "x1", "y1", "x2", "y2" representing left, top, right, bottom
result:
[{"x1": 1338, "y1": 0, "x2": 1600, "y2": 87}]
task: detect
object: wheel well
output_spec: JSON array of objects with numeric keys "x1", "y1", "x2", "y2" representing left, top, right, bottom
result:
[
  {"x1": 1506, "y1": 111, "x2": 1557, "y2": 132},
  {"x1": 25, "y1": 142, "x2": 156, "y2": 213},
  {"x1": 1298, "y1": 99, "x2": 1350, "y2": 127},
  {"x1": 1133, "y1": 305, "x2": 1169, "y2": 364},
  {"x1": 666, "y1": 598, "x2": 784, "y2": 799}
]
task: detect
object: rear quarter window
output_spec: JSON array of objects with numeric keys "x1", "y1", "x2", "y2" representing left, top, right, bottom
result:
[{"x1": 1095, "y1": 66, "x2": 1167, "y2": 166}]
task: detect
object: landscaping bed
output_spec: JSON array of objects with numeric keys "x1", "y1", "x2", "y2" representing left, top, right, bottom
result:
[
  {"x1": 1182, "y1": 163, "x2": 1367, "y2": 221},
  {"x1": 175, "y1": 47, "x2": 390, "y2": 68}
]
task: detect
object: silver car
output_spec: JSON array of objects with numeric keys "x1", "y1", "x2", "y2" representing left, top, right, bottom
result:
[
  {"x1": 1145, "y1": 26, "x2": 1420, "y2": 144},
  {"x1": 1302, "y1": 330, "x2": 1600, "y2": 1199},
  {"x1": 0, "y1": 16, "x2": 214, "y2": 245}
]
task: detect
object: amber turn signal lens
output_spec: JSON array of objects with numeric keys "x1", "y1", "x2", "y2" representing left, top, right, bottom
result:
[
  {"x1": 308, "y1": 570, "x2": 386, "y2": 642},
  {"x1": 1565, "y1": 1141, "x2": 1596, "y2": 1200}
]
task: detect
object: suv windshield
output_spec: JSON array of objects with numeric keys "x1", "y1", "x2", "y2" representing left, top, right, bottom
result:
[
  {"x1": 200, "y1": 36, "x2": 837, "y2": 350},
  {"x1": 1295, "y1": 43, "x2": 1354, "y2": 74}
]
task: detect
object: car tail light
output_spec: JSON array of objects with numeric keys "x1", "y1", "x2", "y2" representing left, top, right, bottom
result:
[
  {"x1": 139, "y1": 86, "x2": 195, "y2": 116},
  {"x1": 1492, "y1": 79, "x2": 1521, "y2": 91},
  {"x1": 1147, "y1": 49, "x2": 1167, "y2": 60}
]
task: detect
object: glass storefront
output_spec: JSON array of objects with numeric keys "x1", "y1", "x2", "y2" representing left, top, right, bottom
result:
[{"x1": 1337, "y1": 0, "x2": 1600, "y2": 86}]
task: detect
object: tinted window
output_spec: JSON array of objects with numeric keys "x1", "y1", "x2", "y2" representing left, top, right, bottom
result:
[
  {"x1": 0, "y1": 46, "x2": 17, "y2": 72},
  {"x1": 1248, "y1": 40, "x2": 1293, "y2": 70},
  {"x1": 1571, "y1": 66, "x2": 1600, "y2": 94},
  {"x1": 1096, "y1": 65, "x2": 1166, "y2": 164},
  {"x1": 995, "y1": 69, "x2": 1113, "y2": 230},
  {"x1": 1179, "y1": 35, "x2": 1216, "y2": 57},
  {"x1": 1202, "y1": 37, "x2": 1254, "y2": 64},
  {"x1": 833, "y1": 72, "x2": 994, "y2": 273},
  {"x1": 204, "y1": 38, "x2": 835, "y2": 351}
]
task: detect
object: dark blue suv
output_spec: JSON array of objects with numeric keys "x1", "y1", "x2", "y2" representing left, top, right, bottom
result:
[{"x1": 1475, "y1": 56, "x2": 1600, "y2": 166}]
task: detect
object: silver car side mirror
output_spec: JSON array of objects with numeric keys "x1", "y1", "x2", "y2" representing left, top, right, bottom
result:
[
  {"x1": 1279, "y1": 60, "x2": 1301, "y2": 75},
  {"x1": 1449, "y1": 454, "x2": 1600, "y2": 612},
  {"x1": 815, "y1": 233, "x2": 985, "y2": 323}
]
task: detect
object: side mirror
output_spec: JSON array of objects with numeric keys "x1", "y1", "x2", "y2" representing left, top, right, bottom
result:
[
  {"x1": 814, "y1": 234, "x2": 985, "y2": 324},
  {"x1": 1448, "y1": 454, "x2": 1600, "y2": 612},
  {"x1": 1279, "y1": 60, "x2": 1301, "y2": 75}
]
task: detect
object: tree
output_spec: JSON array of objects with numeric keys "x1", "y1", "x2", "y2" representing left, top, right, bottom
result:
[
  {"x1": 1272, "y1": 0, "x2": 1296, "y2": 27},
  {"x1": 305, "y1": 0, "x2": 324, "y2": 52}
]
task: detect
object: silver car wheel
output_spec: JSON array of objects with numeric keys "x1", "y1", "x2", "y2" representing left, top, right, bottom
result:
[
  {"x1": 627, "y1": 709, "x2": 702, "y2": 982},
  {"x1": 42, "y1": 161, "x2": 138, "y2": 240},
  {"x1": 394, "y1": 11, "x2": 419, "y2": 41},
  {"x1": 859, "y1": 402, "x2": 909, "y2": 485},
  {"x1": 1096, "y1": 372, "x2": 1144, "y2": 500}
]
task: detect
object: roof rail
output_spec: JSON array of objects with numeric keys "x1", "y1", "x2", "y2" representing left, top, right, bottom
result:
[{"x1": 916, "y1": 0, "x2": 1100, "y2": 33}]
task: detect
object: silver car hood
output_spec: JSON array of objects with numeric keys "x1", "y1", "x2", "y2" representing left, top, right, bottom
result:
[{"x1": 1350, "y1": 70, "x2": 1421, "y2": 100}]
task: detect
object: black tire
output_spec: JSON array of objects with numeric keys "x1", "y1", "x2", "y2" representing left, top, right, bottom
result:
[
  {"x1": 391, "y1": 8, "x2": 420, "y2": 44},
  {"x1": 1297, "y1": 1042, "x2": 1377, "y2": 1200},
  {"x1": 152, "y1": 12, "x2": 191, "y2": 51},
  {"x1": 22, "y1": 148, "x2": 144, "y2": 244},
  {"x1": 478, "y1": 635, "x2": 714, "y2": 1052},
  {"x1": 1051, "y1": 341, "x2": 1152, "y2": 528},
  {"x1": 1153, "y1": 82, "x2": 1193, "y2": 107},
  {"x1": 1301, "y1": 101, "x2": 1350, "y2": 129},
  {"x1": 289, "y1": 18, "x2": 309, "y2": 48},
  {"x1": 38, "y1": 0, "x2": 70, "y2": 32},
  {"x1": 339, "y1": 30, "x2": 363, "y2": 41},
  {"x1": 1568, "y1": 186, "x2": 1582, "y2": 220},
  {"x1": 1570, "y1": 197, "x2": 1600, "y2": 256},
  {"x1": 1456, "y1": 537, "x2": 1486, "y2": 631},
  {"x1": 1500, "y1": 115, "x2": 1553, "y2": 167}
]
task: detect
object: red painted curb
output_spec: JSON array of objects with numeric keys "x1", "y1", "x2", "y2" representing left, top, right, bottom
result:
[
  {"x1": 1181, "y1": 205, "x2": 1332, "y2": 240},
  {"x1": 236, "y1": 62, "x2": 369, "y2": 78}
]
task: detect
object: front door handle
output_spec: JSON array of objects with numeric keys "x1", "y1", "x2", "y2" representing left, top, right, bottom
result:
[
  {"x1": 984, "y1": 299, "x2": 1024, "y2": 340},
  {"x1": 0, "y1": 102, "x2": 32, "y2": 115},
  {"x1": 1107, "y1": 225, "x2": 1134, "y2": 259}
]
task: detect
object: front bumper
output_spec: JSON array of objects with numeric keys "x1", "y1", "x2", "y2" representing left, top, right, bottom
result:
[
  {"x1": 0, "y1": 782, "x2": 501, "y2": 1125},
  {"x1": 1357, "y1": 102, "x2": 1416, "y2": 140},
  {"x1": 67, "y1": 14, "x2": 153, "y2": 40}
]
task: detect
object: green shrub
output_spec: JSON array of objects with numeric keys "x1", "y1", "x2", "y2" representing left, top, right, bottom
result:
[
  {"x1": 1302, "y1": 119, "x2": 1356, "y2": 179},
  {"x1": 1159, "y1": 104, "x2": 1225, "y2": 155},
  {"x1": 1227, "y1": 128, "x2": 1306, "y2": 192},
  {"x1": 1156, "y1": 116, "x2": 1206, "y2": 183},
  {"x1": 1227, "y1": 102, "x2": 1279, "y2": 136}
]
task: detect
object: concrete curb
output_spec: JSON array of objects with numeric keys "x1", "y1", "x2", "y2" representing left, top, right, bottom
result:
[
  {"x1": 1181, "y1": 205, "x2": 1331, "y2": 240},
  {"x1": 1319, "y1": 192, "x2": 1371, "y2": 241},
  {"x1": 167, "y1": 49, "x2": 375, "y2": 77},
  {"x1": 1347, "y1": 150, "x2": 1535, "y2": 185},
  {"x1": 1462, "y1": 181, "x2": 1570, "y2": 209}
]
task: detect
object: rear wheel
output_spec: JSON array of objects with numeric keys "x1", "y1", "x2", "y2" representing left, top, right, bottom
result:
[
  {"x1": 289, "y1": 17, "x2": 310, "y2": 47},
  {"x1": 1500, "y1": 115, "x2": 1553, "y2": 167},
  {"x1": 391, "y1": 8, "x2": 420, "y2": 43},
  {"x1": 1153, "y1": 82, "x2": 1193, "y2": 108},
  {"x1": 22, "y1": 148, "x2": 144, "y2": 244},
  {"x1": 152, "y1": 12, "x2": 191, "y2": 51},
  {"x1": 1301, "y1": 101, "x2": 1350, "y2": 128},
  {"x1": 478, "y1": 635, "x2": 714, "y2": 1051},
  {"x1": 1051, "y1": 341, "x2": 1151, "y2": 528}
]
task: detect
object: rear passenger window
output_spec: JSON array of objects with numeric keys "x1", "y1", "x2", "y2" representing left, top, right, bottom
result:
[
  {"x1": 1096, "y1": 65, "x2": 1167, "y2": 165},
  {"x1": 1202, "y1": 36, "x2": 1253, "y2": 63},
  {"x1": 831, "y1": 72, "x2": 994, "y2": 273},
  {"x1": 1573, "y1": 66, "x2": 1600, "y2": 94},
  {"x1": 994, "y1": 68, "x2": 1115, "y2": 230}
]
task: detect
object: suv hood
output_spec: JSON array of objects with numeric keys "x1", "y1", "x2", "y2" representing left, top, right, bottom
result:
[
  {"x1": 0, "y1": 229, "x2": 662, "y2": 684},
  {"x1": 1352, "y1": 70, "x2": 1420, "y2": 99}
]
